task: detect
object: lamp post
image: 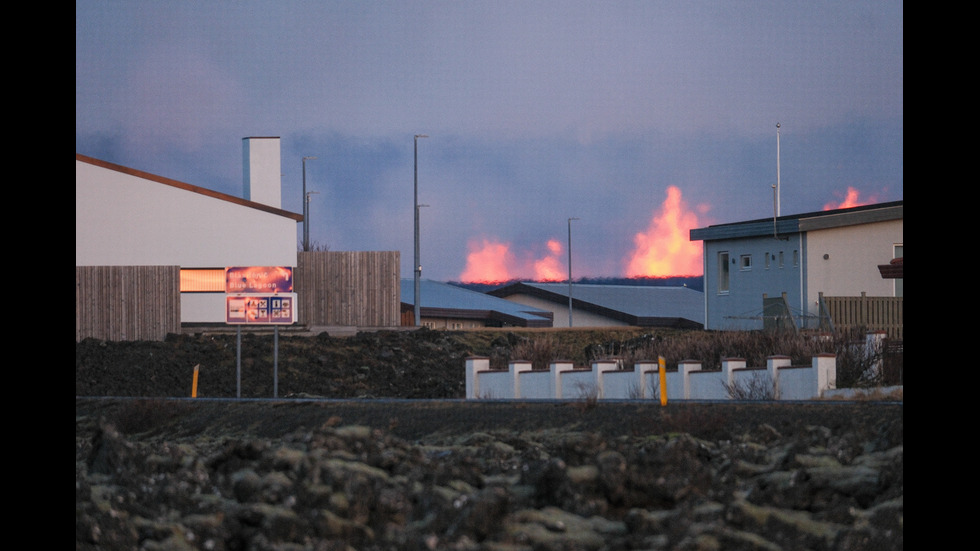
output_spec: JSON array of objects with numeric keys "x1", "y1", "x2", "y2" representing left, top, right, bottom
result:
[
  {"x1": 302, "y1": 156, "x2": 317, "y2": 251},
  {"x1": 414, "y1": 134, "x2": 428, "y2": 326},
  {"x1": 567, "y1": 217, "x2": 579, "y2": 327}
]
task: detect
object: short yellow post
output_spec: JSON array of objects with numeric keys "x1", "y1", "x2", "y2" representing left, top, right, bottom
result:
[
  {"x1": 658, "y1": 356, "x2": 667, "y2": 406},
  {"x1": 191, "y1": 364, "x2": 200, "y2": 398}
]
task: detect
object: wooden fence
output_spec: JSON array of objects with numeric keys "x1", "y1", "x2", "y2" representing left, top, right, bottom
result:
[
  {"x1": 76, "y1": 265, "x2": 181, "y2": 342},
  {"x1": 295, "y1": 251, "x2": 401, "y2": 328},
  {"x1": 819, "y1": 292, "x2": 903, "y2": 340}
]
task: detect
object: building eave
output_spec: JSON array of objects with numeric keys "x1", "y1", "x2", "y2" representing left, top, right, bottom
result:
[
  {"x1": 76, "y1": 153, "x2": 304, "y2": 222},
  {"x1": 690, "y1": 201, "x2": 903, "y2": 242}
]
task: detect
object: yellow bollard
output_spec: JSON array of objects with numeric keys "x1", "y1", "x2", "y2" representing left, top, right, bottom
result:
[
  {"x1": 658, "y1": 356, "x2": 667, "y2": 406},
  {"x1": 191, "y1": 364, "x2": 200, "y2": 398}
]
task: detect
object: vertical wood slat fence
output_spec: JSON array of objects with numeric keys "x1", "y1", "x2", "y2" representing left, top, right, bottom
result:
[
  {"x1": 819, "y1": 292, "x2": 903, "y2": 340},
  {"x1": 295, "y1": 251, "x2": 400, "y2": 328},
  {"x1": 76, "y1": 266, "x2": 181, "y2": 342}
]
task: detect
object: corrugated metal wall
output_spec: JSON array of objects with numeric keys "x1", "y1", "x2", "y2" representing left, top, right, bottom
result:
[
  {"x1": 76, "y1": 266, "x2": 181, "y2": 341},
  {"x1": 296, "y1": 251, "x2": 400, "y2": 328}
]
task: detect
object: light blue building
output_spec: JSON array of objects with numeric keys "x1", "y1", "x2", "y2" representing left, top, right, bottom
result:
[{"x1": 690, "y1": 201, "x2": 903, "y2": 331}]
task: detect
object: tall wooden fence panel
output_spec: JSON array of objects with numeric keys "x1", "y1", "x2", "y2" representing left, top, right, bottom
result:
[
  {"x1": 819, "y1": 292, "x2": 903, "y2": 340},
  {"x1": 76, "y1": 266, "x2": 181, "y2": 342},
  {"x1": 296, "y1": 251, "x2": 400, "y2": 327}
]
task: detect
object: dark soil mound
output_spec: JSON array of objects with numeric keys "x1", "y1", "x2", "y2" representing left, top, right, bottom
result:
[{"x1": 76, "y1": 327, "x2": 657, "y2": 399}]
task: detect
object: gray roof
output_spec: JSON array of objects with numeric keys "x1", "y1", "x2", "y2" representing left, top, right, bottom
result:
[
  {"x1": 489, "y1": 282, "x2": 704, "y2": 328},
  {"x1": 690, "y1": 200, "x2": 903, "y2": 242},
  {"x1": 401, "y1": 279, "x2": 553, "y2": 327}
]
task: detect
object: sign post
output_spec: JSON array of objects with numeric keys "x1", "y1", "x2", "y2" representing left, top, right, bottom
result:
[{"x1": 224, "y1": 267, "x2": 296, "y2": 398}]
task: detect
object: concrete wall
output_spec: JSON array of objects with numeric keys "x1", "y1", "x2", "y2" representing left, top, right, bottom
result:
[{"x1": 466, "y1": 353, "x2": 838, "y2": 401}]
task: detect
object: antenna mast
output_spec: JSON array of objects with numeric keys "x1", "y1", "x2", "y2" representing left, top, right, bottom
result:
[
  {"x1": 773, "y1": 122, "x2": 781, "y2": 238},
  {"x1": 775, "y1": 122, "x2": 781, "y2": 217}
]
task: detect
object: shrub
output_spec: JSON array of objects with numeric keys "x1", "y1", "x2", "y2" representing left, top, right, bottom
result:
[{"x1": 504, "y1": 328, "x2": 893, "y2": 389}]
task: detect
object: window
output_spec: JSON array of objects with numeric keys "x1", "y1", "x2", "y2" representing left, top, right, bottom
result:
[
  {"x1": 792, "y1": 250, "x2": 799, "y2": 267},
  {"x1": 764, "y1": 252, "x2": 771, "y2": 269},
  {"x1": 718, "y1": 252, "x2": 730, "y2": 293},
  {"x1": 778, "y1": 251, "x2": 784, "y2": 268},
  {"x1": 180, "y1": 268, "x2": 226, "y2": 292},
  {"x1": 740, "y1": 254, "x2": 752, "y2": 270}
]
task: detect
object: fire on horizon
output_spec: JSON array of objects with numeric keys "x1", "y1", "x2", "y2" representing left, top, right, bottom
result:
[{"x1": 458, "y1": 185, "x2": 877, "y2": 284}]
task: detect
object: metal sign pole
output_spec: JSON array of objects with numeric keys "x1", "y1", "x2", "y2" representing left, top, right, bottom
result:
[
  {"x1": 236, "y1": 325, "x2": 242, "y2": 399},
  {"x1": 273, "y1": 326, "x2": 279, "y2": 398}
]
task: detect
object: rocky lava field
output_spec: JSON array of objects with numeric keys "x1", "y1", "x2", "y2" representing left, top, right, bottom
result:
[{"x1": 76, "y1": 328, "x2": 903, "y2": 550}]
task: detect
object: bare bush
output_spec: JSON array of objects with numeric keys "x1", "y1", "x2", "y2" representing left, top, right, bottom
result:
[
  {"x1": 723, "y1": 372, "x2": 776, "y2": 400},
  {"x1": 505, "y1": 327, "x2": 892, "y2": 390},
  {"x1": 573, "y1": 381, "x2": 599, "y2": 411},
  {"x1": 510, "y1": 335, "x2": 576, "y2": 370}
]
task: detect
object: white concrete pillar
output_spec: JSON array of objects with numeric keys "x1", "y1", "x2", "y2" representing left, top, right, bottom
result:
[
  {"x1": 721, "y1": 357, "x2": 746, "y2": 390},
  {"x1": 635, "y1": 360, "x2": 658, "y2": 399},
  {"x1": 679, "y1": 360, "x2": 701, "y2": 400},
  {"x1": 509, "y1": 361, "x2": 533, "y2": 398},
  {"x1": 814, "y1": 353, "x2": 837, "y2": 396},
  {"x1": 592, "y1": 359, "x2": 618, "y2": 399},
  {"x1": 549, "y1": 361, "x2": 575, "y2": 399},
  {"x1": 766, "y1": 355, "x2": 791, "y2": 400},
  {"x1": 465, "y1": 357, "x2": 490, "y2": 399}
]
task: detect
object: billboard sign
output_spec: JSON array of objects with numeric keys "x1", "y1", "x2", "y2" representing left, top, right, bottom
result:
[
  {"x1": 225, "y1": 266, "x2": 293, "y2": 294},
  {"x1": 226, "y1": 294, "x2": 297, "y2": 325}
]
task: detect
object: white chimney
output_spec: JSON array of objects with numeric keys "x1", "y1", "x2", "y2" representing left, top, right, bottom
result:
[{"x1": 242, "y1": 137, "x2": 281, "y2": 208}]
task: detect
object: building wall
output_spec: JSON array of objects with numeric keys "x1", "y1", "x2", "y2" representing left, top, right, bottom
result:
[
  {"x1": 76, "y1": 159, "x2": 297, "y2": 268},
  {"x1": 420, "y1": 317, "x2": 488, "y2": 330},
  {"x1": 77, "y1": 147, "x2": 301, "y2": 325},
  {"x1": 804, "y1": 219, "x2": 903, "y2": 309},
  {"x1": 701, "y1": 217, "x2": 903, "y2": 331},
  {"x1": 702, "y1": 233, "x2": 805, "y2": 331},
  {"x1": 497, "y1": 293, "x2": 628, "y2": 328}
]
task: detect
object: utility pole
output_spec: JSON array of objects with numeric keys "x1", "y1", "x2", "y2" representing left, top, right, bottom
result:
[
  {"x1": 302, "y1": 156, "x2": 317, "y2": 251},
  {"x1": 567, "y1": 217, "x2": 579, "y2": 327},
  {"x1": 413, "y1": 134, "x2": 428, "y2": 326}
]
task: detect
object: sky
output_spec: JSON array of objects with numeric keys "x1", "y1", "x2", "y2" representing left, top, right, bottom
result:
[{"x1": 76, "y1": 1, "x2": 903, "y2": 283}]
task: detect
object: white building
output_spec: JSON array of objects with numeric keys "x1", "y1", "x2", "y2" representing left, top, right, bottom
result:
[
  {"x1": 488, "y1": 282, "x2": 704, "y2": 329},
  {"x1": 689, "y1": 201, "x2": 903, "y2": 331},
  {"x1": 75, "y1": 137, "x2": 302, "y2": 323}
]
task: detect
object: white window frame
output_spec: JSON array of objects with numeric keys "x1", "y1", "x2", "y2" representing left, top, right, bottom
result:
[
  {"x1": 718, "y1": 251, "x2": 730, "y2": 294},
  {"x1": 740, "y1": 254, "x2": 752, "y2": 271}
]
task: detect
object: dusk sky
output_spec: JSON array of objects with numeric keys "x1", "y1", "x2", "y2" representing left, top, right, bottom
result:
[{"x1": 76, "y1": 1, "x2": 903, "y2": 283}]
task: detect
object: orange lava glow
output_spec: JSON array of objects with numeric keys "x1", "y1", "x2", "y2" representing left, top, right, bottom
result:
[
  {"x1": 459, "y1": 186, "x2": 708, "y2": 283},
  {"x1": 459, "y1": 239, "x2": 515, "y2": 283},
  {"x1": 459, "y1": 238, "x2": 567, "y2": 283},
  {"x1": 533, "y1": 239, "x2": 566, "y2": 281},
  {"x1": 823, "y1": 187, "x2": 876, "y2": 210},
  {"x1": 625, "y1": 186, "x2": 703, "y2": 277}
]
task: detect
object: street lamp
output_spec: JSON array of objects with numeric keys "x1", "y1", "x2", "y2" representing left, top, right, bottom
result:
[
  {"x1": 414, "y1": 134, "x2": 428, "y2": 326},
  {"x1": 302, "y1": 156, "x2": 317, "y2": 252},
  {"x1": 567, "y1": 217, "x2": 579, "y2": 327}
]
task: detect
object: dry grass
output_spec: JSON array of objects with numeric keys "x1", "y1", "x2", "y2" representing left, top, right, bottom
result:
[{"x1": 485, "y1": 326, "x2": 902, "y2": 390}]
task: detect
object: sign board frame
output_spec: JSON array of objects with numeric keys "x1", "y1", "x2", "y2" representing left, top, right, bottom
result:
[
  {"x1": 225, "y1": 266, "x2": 293, "y2": 294},
  {"x1": 225, "y1": 293, "x2": 297, "y2": 325}
]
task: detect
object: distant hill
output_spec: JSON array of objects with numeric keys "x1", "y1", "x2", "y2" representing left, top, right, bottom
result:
[{"x1": 447, "y1": 276, "x2": 704, "y2": 293}]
